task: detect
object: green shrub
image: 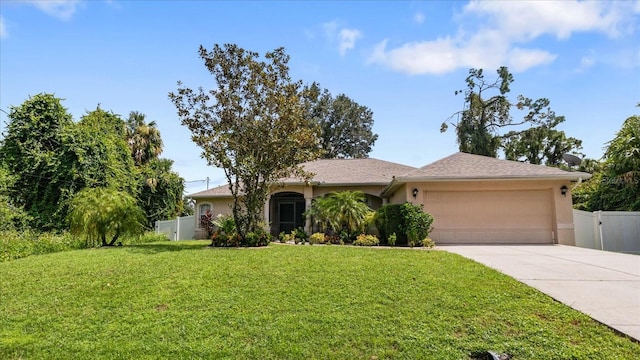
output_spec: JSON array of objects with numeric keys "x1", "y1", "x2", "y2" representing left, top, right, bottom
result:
[
  {"x1": 294, "y1": 227, "x2": 308, "y2": 241},
  {"x1": 309, "y1": 232, "x2": 326, "y2": 244},
  {"x1": 374, "y1": 204, "x2": 405, "y2": 244},
  {"x1": 353, "y1": 234, "x2": 379, "y2": 246},
  {"x1": 388, "y1": 233, "x2": 397, "y2": 246},
  {"x1": 422, "y1": 237, "x2": 435, "y2": 248},
  {"x1": 212, "y1": 214, "x2": 236, "y2": 236},
  {"x1": 375, "y1": 203, "x2": 434, "y2": 246},
  {"x1": 1, "y1": 230, "x2": 86, "y2": 262},
  {"x1": 245, "y1": 230, "x2": 271, "y2": 247},
  {"x1": 402, "y1": 203, "x2": 434, "y2": 247}
]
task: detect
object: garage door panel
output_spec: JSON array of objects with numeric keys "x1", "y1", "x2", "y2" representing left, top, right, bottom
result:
[{"x1": 425, "y1": 190, "x2": 553, "y2": 244}]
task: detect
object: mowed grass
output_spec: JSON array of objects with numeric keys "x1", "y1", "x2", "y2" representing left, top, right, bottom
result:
[{"x1": 1, "y1": 242, "x2": 638, "y2": 359}]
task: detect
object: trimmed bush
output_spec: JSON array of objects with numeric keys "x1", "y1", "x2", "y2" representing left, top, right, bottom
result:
[
  {"x1": 309, "y1": 232, "x2": 326, "y2": 244},
  {"x1": 422, "y1": 237, "x2": 435, "y2": 248},
  {"x1": 353, "y1": 234, "x2": 379, "y2": 246},
  {"x1": 374, "y1": 204, "x2": 405, "y2": 244},
  {"x1": 245, "y1": 231, "x2": 271, "y2": 247},
  {"x1": 375, "y1": 203, "x2": 434, "y2": 246},
  {"x1": 402, "y1": 203, "x2": 434, "y2": 247}
]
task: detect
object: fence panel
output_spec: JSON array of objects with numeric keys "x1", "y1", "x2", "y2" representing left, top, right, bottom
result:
[
  {"x1": 156, "y1": 219, "x2": 177, "y2": 240},
  {"x1": 155, "y1": 216, "x2": 196, "y2": 241},
  {"x1": 573, "y1": 210, "x2": 640, "y2": 254},
  {"x1": 178, "y1": 216, "x2": 195, "y2": 240},
  {"x1": 573, "y1": 210, "x2": 599, "y2": 249},
  {"x1": 600, "y1": 212, "x2": 640, "y2": 254}
]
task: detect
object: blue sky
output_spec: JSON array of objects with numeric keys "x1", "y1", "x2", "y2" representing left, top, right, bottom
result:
[{"x1": 1, "y1": 0, "x2": 639, "y2": 194}]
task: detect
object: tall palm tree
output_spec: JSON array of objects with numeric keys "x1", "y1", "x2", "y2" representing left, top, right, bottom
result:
[{"x1": 126, "y1": 111, "x2": 163, "y2": 166}]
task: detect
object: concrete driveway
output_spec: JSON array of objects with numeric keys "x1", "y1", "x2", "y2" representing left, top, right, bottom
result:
[{"x1": 441, "y1": 245, "x2": 640, "y2": 341}]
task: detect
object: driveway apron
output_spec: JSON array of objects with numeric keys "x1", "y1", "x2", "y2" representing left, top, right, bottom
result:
[{"x1": 441, "y1": 245, "x2": 640, "y2": 341}]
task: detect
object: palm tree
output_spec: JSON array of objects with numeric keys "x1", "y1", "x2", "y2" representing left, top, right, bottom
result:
[
  {"x1": 307, "y1": 191, "x2": 372, "y2": 235},
  {"x1": 126, "y1": 111, "x2": 163, "y2": 166}
]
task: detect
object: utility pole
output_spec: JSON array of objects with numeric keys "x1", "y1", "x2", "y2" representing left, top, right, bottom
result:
[{"x1": 206, "y1": 176, "x2": 209, "y2": 189}]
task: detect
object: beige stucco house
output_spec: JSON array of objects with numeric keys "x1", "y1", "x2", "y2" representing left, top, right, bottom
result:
[{"x1": 188, "y1": 152, "x2": 590, "y2": 245}]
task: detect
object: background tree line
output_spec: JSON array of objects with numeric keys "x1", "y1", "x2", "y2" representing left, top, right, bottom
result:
[{"x1": 0, "y1": 94, "x2": 186, "y2": 237}]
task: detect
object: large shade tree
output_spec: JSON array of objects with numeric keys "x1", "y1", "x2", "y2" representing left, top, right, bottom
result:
[
  {"x1": 0, "y1": 93, "x2": 77, "y2": 230},
  {"x1": 303, "y1": 83, "x2": 378, "y2": 159},
  {"x1": 169, "y1": 44, "x2": 322, "y2": 242},
  {"x1": 441, "y1": 67, "x2": 582, "y2": 165},
  {"x1": 74, "y1": 107, "x2": 139, "y2": 195}
]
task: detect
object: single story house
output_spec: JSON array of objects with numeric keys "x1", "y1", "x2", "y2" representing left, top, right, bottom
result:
[{"x1": 188, "y1": 152, "x2": 591, "y2": 245}]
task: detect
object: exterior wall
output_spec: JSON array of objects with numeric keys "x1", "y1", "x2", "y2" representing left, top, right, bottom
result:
[
  {"x1": 388, "y1": 184, "x2": 408, "y2": 204},
  {"x1": 553, "y1": 182, "x2": 575, "y2": 245},
  {"x1": 193, "y1": 198, "x2": 234, "y2": 239},
  {"x1": 389, "y1": 180, "x2": 576, "y2": 245}
]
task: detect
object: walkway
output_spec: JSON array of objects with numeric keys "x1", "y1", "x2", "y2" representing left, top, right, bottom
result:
[{"x1": 441, "y1": 245, "x2": 640, "y2": 341}]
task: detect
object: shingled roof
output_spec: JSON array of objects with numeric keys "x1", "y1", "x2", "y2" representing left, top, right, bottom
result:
[
  {"x1": 280, "y1": 158, "x2": 415, "y2": 185},
  {"x1": 397, "y1": 152, "x2": 591, "y2": 181},
  {"x1": 188, "y1": 158, "x2": 415, "y2": 198}
]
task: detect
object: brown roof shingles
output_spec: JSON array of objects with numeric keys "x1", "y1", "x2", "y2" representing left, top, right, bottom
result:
[
  {"x1": 280, "y1": 158, "x2": 416, "y2": 184},
  {"x1": 189, "y1": 158, "x2": 416, "y2": 198},
  {"x1": 189, "y1": 153, "x2": 592, "y2": 198},
  {"x1": 398, "y1": 152, "x2": 591, "y2": 180}
]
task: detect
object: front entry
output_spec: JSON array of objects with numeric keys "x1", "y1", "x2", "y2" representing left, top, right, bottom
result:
[{"x1": 271, "y1": 192, "x2": 305, "y2": 235}]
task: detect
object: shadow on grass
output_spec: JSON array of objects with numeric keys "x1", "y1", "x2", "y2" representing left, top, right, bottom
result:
[{"x1": 124, "y1": 241, "x2": 212, "y2": 255}]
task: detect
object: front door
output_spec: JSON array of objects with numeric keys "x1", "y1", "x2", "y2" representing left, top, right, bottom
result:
[
  {"x1": 278, "y1": 199, "x2": 305, "y2": 234},
  {"x1": 279, "y1": 201, "x2": 296, "y2": 234}
]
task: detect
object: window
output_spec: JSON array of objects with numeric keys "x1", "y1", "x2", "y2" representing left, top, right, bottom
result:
[{"x1": 198, "y1": 203, "x2": 212, "y2": 228}]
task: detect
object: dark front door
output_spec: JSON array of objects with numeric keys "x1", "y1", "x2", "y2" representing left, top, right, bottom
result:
[{"x1": 278, "y1": 199, "x2": 305, "y2": 234}]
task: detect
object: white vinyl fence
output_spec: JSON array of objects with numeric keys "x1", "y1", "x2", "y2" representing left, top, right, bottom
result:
[
  {"x1": 155, "y1": 215, "x2": 195, "y2": 241},
  {"x1": 573, "y1": 210, "x2": 640, "y2": 254}
]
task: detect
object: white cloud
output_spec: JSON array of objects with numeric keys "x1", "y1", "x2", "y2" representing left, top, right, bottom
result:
[
  {"x1": 368, "y1": 0, "x2": 639, "y2": 75},
  {"x1": 0, "y1": 16, "x2": 7, "y2": 39},
  {"x1": 369, "y1": 38, "x2": 459, "y2": 75},
  {"x1": 322, "y1": 20, "x2": 362, "y2": 56},
  {"x1": 507, "y1": 48, "x2": 557, "y2": 72},
  {"x1": 414, "y1": 12, "x2": 425, "y2": 24},
  {"x1": 25, "y1": 0, "x2": 81, "y2": 21},
  {"x1": 463, "y1": 0, "x2": 632, "y2": 40},
  {"x1": 338, "y1": 28, "x2": 362, "y2": 56}
]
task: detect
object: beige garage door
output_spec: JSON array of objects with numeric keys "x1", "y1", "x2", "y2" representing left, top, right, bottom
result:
[{"x1": 425, "y1": 190, "x2": 554, "y2": 244}]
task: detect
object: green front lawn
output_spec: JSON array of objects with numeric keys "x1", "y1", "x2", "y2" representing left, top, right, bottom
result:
[{"x1": 1, "y1": 241, "x2": 638, "y2": 359}]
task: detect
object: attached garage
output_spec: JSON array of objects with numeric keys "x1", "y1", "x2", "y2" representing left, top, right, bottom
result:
[
  {"x1": 382, "y1": 152, "x2": 591, "y2": 246},
  {"x1": 424, "y1": 189, "x2": 553, "y2": 244}
]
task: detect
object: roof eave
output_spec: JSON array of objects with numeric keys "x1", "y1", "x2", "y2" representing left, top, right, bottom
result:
[
  {"x1": 395, "y1": 174, "x2": 592, "y2": 182},
  {"x1": 381, "y1": 177, "x2": 400, "y2": 198}
]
